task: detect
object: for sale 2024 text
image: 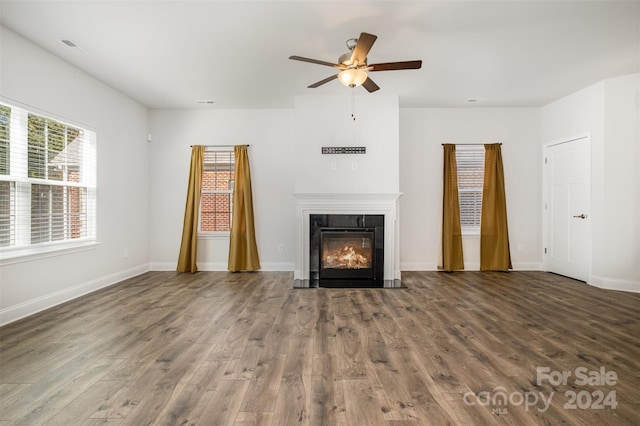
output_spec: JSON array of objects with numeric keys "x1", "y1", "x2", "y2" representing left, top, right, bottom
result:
[{"x1": 537, "y1": 366, "x2": 618, "y2": 410}]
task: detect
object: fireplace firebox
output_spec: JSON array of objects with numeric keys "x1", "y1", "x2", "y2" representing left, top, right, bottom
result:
[
  {"x1": 320, "y1": 229, "x2": 374, "y2": 279},
  {"x1": 310, "y1": 214, "x2": 384, "y2": 287}
]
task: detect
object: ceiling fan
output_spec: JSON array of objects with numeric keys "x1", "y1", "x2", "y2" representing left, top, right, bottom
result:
[{"x1": 289, "y1": 32, "x2": 422, "y2": 93}]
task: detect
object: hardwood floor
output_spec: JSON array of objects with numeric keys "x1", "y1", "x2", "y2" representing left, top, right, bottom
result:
[{"x1": 1, "y1": 271, "x2": 639, "y2": 425}]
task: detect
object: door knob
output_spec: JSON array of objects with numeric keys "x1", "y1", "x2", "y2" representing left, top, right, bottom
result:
[{"x1": 572, "y1": 214, "x2": 587, "y2": 219}]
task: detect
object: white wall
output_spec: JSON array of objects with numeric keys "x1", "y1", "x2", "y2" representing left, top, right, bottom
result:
[
  {"x1": 148, "y1": 109, "x2": 295, "y2": 271},
  {"x1": 602, "y1": 75, "x2": 640, "y2": 286},
  {"x1": 294, "y1": 95, "x2": 399, "y2": 194},
  {"x1": 0, "y1": 27, "x2": 150, "y2": 325},
  {"x1": 399, "y1": 108, "x2": 542, "y2": 271},
  {"x1": 541, "y1": 73, "x2": 640, "y2": 292}
]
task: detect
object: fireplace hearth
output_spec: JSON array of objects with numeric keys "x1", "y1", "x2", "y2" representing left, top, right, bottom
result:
[{"x1": 310, "y1": 214, "x2": 384, "y2": 287}]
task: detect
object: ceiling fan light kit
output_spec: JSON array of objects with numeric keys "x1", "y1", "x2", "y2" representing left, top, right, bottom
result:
[
  {"x1": 338, "y1": 68, "x2": 369, "y2": 87},
  {"x1": 289, "y1": 32, "x2": 422, "y2": 93}
]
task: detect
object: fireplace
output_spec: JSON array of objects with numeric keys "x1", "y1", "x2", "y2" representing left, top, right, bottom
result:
[
  {"x1": 310, "y1": 214, "x2": 384, "y2": 287},
  {"x1": 293, "y1": 193, "x2": 402, "y2": 288}
]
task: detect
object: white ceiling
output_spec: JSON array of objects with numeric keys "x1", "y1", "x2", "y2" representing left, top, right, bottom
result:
[{"x1": 1, "y1": 0, "x2": 638, "y2": 109}]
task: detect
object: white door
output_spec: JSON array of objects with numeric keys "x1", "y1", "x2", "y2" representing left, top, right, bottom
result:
[{"x1": 544, "y1": 136, "x2": 591, "y2": 281}]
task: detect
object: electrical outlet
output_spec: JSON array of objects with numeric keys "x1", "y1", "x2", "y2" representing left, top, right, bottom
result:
[
  {"x1": 123, "y1": 248, "x2": 129, "y2": 258},
  {"x1": 277, "y1": 244, "x2": 284, "y2": 253}
]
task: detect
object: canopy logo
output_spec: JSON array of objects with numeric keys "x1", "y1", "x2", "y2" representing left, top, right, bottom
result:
[
  {"x1": 463, "y1": 366, "x2": 618, "y2": 416},
  {"x1": 463, "y1": 387, "x2": 553, "y2": 413}
]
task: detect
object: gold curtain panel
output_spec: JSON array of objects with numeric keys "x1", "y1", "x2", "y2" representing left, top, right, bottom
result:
[
  {"x1": 480, "y1": 143, "x2": 512, "y2": 271},
  {"x1": 177, "y1": 145, "x2": 204, "y2": 273},
  {"x1": 228, "y1": 145, "x2": 261, "y2": 272},
  {"x1": 439, "y1": 144, "x2": 464, "y2": 271}
]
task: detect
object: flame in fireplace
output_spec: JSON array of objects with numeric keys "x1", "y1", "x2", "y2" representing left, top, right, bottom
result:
[{"x1": 323, "y1": 245, "x2": 370, "y2": 269}]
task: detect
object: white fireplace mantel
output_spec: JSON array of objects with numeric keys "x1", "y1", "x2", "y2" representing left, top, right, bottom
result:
[{"x1": 293, "y1": 193, "x2": 402, "y2": 282}]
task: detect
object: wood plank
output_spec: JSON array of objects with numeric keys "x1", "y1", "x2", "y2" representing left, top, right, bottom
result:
[
  {"x1": 131, "y1": 383, "x2": 211, "y2": 426},
  {"x1": 234, "y1": 411, "x2": 274, "y2": 426},
  {"x1": 1, "y1": 349, "x2": 122, "y2": 421},
  {"x1": 271, "y1": 335, "x2": 313, "y2": 425},
  {"x1": 310, "y1": 354, "x2": 348, "y2": 426},
  {"x1": 199, "y1": 380, "x2": 249, "y2": 425},
  {"x1": 43, "y1": 380, "x2": 131, "y2": 425},
  {"x1": 239, "y1": 354, "x2": 286, "y2": 412},
  {"x1": 342, "y1": 379, "x2": 385, "y2": 426}
]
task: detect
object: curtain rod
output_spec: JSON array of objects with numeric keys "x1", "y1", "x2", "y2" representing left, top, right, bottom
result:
[
  {"x1": 441, "y1": 143, "x2": 502, "y2": 146},
  {"x1": 190, "y1": 144, "x2": 250, "y2": 148}
]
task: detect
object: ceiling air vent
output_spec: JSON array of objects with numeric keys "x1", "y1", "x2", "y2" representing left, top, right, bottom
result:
[{"x1": 59, "y1": 39, "x2": 89, "y2": 55}]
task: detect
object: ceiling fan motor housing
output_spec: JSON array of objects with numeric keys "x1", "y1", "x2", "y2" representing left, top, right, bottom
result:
[{"x1": 339, "y1": 51, "x2": 359, "y2": 67}]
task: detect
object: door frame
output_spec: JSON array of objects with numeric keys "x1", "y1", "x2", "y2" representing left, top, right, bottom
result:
[{"x1": 542, "y1": 132, "x2": 592, "y2": 282}]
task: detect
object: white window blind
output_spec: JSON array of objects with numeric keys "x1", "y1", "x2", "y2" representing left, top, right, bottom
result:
[
  {"x1": 0, "y1": 105, "x2": 11, "y2": 246},
  {"x1": 0, "y1": 101, "x2": 96, "y2": 251},
  {"x1": 456, "y1": 145, "x2": 484, "y2": 231},
  {"x1": 200, "y1": 148, "x2": 234, "y2": 233}
]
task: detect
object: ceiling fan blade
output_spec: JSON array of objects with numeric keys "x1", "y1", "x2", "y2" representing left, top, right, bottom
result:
[
  {"x1": 350, "y1": 32, "x2": 377, "y2": 66},
  {"x1": 308, "y1": 74, "x2": 339, "y2": 88},
  {"x1": 362, "y1": 76, "x2": 380, "y2": 93},
  {"x1": 289, "y1": 55, "x2": 340, "y2": 68},
  {"x1": 369, "y1": 60, "x2": 423, "y2": 71}
]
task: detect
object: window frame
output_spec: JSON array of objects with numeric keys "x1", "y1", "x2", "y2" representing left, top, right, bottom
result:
[
  {"x1": 199, "y1": 148, "x2": 235, "y2": 236},
  {"x1": 455, "y1": 144, "x2": 484, "y2": 236},
  {"x1": 0, "y1": 99, "x2": 97, "y2": 263}
]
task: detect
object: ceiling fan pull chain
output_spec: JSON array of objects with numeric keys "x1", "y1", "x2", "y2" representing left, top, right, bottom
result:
[{"x1": 351, "y1": 87, "x2": 356, "y2": 121}]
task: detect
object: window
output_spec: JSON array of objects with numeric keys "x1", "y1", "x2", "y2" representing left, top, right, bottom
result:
[
  {"x1": 0, "y1": 101, "x2": 96, "y2": 253},
  {"x1": 201, "y1": 148, "x2": 234, "y2": 233},
  {"x1": 456, "y1": 145, "x2": 484, "y2": 233}
]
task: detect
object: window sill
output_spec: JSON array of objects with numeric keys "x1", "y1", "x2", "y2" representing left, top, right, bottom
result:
[
  {"x1": 0, "y1": 240, "x2": 102, "y2": 266},
  {"x1": 198, "y1": 232, "x2": 231, "y2": 240},
  {"x1": 462, "y1": 231, "x2": 480, "y2": 238}
]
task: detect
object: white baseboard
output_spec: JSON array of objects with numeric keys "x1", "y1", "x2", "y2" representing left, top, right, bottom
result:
[
  {"x1": 149, "y1": 261, "x2": 177, "y2": 271},
  {"x1": 589, "y1": 275, "x2": 640, "y2": 293},
  {"x1": 0, "y1": 263, "x2": 149, "y2": 327},
  {"x1": 399, "y1": 262, "x2": 542, "y2": 272},
  {"x1": 258, "y1": 262, "x2": 295, "y2": 272},
  {"x1": 149, "y1": 262, "x2": 295, "y2": 272},
  {"x1": 400, "y1": 262, "x2": 439, "y2": 271},
  {"x1": 511, "y1": 262, "x2": 544, "y2": 271}
]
